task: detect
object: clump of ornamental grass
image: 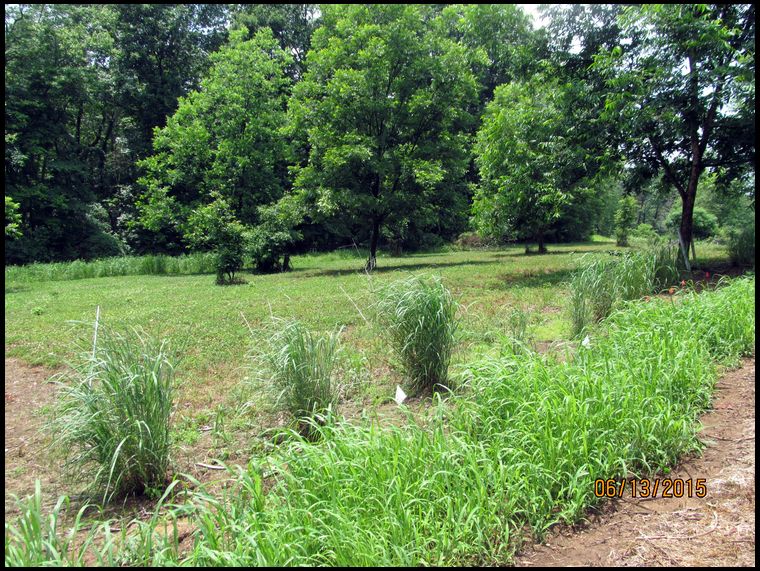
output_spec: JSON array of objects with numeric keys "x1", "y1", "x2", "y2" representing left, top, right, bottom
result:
[
  {"x1": 257, "y1": 318, "x2": 342, "y2": 427},
  {"x1": 376, "y1": 275, "x2": 459, "y2": 395},
  {"x1": 47, "y1": 322, "x2": 178, "y2": 504},
  {"x1": 569, "y1": 241, "x2": 683, "y2": 337}
]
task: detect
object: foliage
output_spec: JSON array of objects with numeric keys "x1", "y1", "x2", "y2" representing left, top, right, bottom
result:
[
  {"x1": 47, "y1": 324, "x2": 177, "y2": 504},
  {"x1": 594, "y1": 4, "x2": 755, "y2": 250},
  {"x1": 247, "y1": 197, "x2": 303, "y2": 273},
  {"x1": 631, "y1": 223, "x2": 658, "y2": 242},
  {"x1": 614, "y1": 195, "x2": 638, "y2": 246},
  {"x1": 185, "y1": 196, "x2": 246, "y2": 285},
  {"x1": 137, "y1": 27, "x2": 293, "y2": 236},
  {"x1": 229, "y1": 4, "x2": 319, "y2": 80},
  {"x1": 4, "y1": 4, "x2": 230, "y2": 264},
  {"x1": 288, "y1": 4, "x2": 482, "y2": 270},
  {"x1": 726, "y1": 223, "x2": 755, "y2": 268},
  {"x1": 665, "y1": 206, "x2": 718, "y2": 240},
  {"x1": 257, "y1": 319, "x2": 342, "y2": 424},
  {"x1": 5, "y1": 195, "x2": 23, "y2": 239},
  {"x1": 473, "y1": 78, "x2": 570, "y2": 253},
  {"x1": 376, "y1": 276, "x2": 459, "y2": 394}
]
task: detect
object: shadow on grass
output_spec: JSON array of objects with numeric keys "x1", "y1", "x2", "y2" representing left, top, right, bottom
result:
[
  {"x1": 492, "y1": 247, "x2": 619, "y2": 259},
  {"x1": 291, "y1": 258, "x2": 501, "y2": 278},
  {"x1": 493, "y1": 268, "x2": 578, "y2": 290},
  {"x1": 5, "y1": 285, "x2": 30, "y2": 294}
]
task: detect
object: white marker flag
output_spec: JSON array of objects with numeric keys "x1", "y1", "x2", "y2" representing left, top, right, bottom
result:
[{"x1": 394, "y1": 385, "x2": 407, "y2": 406}]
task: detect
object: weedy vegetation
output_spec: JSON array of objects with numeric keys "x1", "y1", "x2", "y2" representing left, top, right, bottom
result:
[
  {"x1": 569, "y1": 240, "x2": 681, "y2": 336},
  {"x1": 46, "y1": 322, "x2": 178, "y2": 503},
  {"x1": 5, "y1": 276, "x2": 755, "y2": 566},
  {"x1": 375, "y1": 275, "x2": 459, "y2": 395},
  {"x1": 255, "y1": 318, "x2": 343, "y2": 428}
]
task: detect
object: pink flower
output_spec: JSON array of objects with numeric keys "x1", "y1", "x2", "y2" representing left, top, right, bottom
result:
[
  {"x1": 705, "y1": 271, "x2": 710, "y2": 279},
  {"x1": 680, "y1": 280, "x2": 686, "y2": 287}
]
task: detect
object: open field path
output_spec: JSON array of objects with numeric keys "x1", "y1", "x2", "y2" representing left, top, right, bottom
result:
[{"x1": 515, "y1": 357, "x2": 755, "y2": 567}]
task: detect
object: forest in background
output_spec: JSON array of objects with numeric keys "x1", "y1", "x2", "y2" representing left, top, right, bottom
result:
[{"x1": 4, "y1": 4, "x2": 755, "y2": 269}]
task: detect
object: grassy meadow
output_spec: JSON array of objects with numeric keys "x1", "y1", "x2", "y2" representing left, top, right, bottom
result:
[
  {"x1": 5, "y1": 237, "x2": 753, "y2": 566},
  {"x1": 5, "y1": 239, "x2": 633, "y2": 413}
]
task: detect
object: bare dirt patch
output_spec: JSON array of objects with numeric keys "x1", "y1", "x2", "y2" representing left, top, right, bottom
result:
[
  {"x1": 4, "y1": 357, "x2": 63, "y2": 518},
  {"x1": 515, "y1": 357, "x2": 755, "y2": 567}
]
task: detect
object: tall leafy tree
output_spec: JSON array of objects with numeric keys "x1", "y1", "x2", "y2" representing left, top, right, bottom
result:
[
  {"x1": 5, "y1": 4, "x2": 124, "y2": 262},
  {"x1": 594, "y1": 4, "x2": 755, "y2": 253},
  {"x1": 229, "y1": 4, "x2": 319, "y2": 80},
  {"x1": 288, "y1": 4, "x2": 481, "y2": 270},
  {"x1": 136, "y1": 27, "x2": 293, "y2": 245},
  {"x1": 473, "y1": 78, "x2": 571, "y2": 254}
]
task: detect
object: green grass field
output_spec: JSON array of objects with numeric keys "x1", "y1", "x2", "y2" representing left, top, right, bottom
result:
[
  {"x1": 4, "y1": 249, "x2": 754, "y2": 566},
  {"x1": 4, "y1": 238, "x2": 731, "y2": 414}
]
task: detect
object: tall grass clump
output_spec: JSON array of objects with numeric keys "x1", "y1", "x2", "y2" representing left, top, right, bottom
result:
[
  {"x1": 569, "y1": 241, "x2": 681, "y2": 336},
  {"x1": 376, "y1": 275, "x2": 459, "y2": 394},
  {"x1": 257, "y1": 319, "x2": 342, "y2": 424},
  {"x1": 47, "y1": 324, "x2": 178, "y2": 503}
]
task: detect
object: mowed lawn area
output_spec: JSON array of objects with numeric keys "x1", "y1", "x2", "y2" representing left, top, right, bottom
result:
[{"x1": 4, "y1": 238, "x2": 727, "y2": 428}]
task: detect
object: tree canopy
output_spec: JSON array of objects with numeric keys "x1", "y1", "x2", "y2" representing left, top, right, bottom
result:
[{"x1": 4, "y1": 3, "x2": 755, "y2": 268}]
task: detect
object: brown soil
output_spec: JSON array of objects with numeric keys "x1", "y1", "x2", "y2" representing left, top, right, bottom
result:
[
  {"x1": 4, "y1": 357, "x2": 64, "y2": 519},
  {"x1": 515, "y1": 357, "x2": 755, "y2": 567}
]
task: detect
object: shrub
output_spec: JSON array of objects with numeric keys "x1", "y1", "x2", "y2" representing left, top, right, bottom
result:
[
  {"x1": 614, "y1": 195, "x2": 638, "y2": 246},
  {"x1": 185, "y1": 196, "x2": 246, "y2": 284},
  {"x1": 631, "y1": 222, "x2": 657, "y2": 242},
  {"x1": 726, "y1": 224, "x2": 755, "y2": 268},
  {"x1": 259, "y1": 319, "x2": 342, "y2": 424},
  {"x1": 665, "y1": 206, "x2": 718, "y2": 239},
  {"x1": 248, "y1": 201, "x2": 302, "y2": 273},
  {"x1": 376, "y1": 276, "x2": 459, "y2": 394},
  {"x1": 47, "y1": 324, "x2": 177, "y2": 503}
]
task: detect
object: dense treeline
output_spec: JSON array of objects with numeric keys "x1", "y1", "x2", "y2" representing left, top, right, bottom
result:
[{"x1": 5, "y1": 4, "x2": 755, "y2": 269}]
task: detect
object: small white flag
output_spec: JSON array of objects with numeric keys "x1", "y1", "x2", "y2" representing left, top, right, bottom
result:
[
  {"x1": 394, "y1": 385, "x2": 407, "y2": 406},
  {"x1": 582, "y1": 335, "x2": 591, "y2": 348}
]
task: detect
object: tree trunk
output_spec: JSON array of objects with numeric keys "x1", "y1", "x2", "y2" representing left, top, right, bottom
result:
[
  {"x1": 282, "y1": 254, "x2": 291, "y2": 272},
  {"x1": 679, "y1": 184, "x2": 697, "y2": 256},
  {"x1": 537, "y1": 231, "x2": 547, "y2": 254},
  {"x1": 366, "y1": 217, "x2": 380, "y2": 272}
]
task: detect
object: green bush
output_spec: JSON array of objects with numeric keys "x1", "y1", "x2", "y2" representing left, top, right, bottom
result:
[
  {"x1": 614, "y1": 195, "x2": 638, "y2": 246},
  {"x1": 631, "y1": 223, "x2": 658, "y2": 241},
  {"x1": 47, "y1": 324, "x2": 177, "y2": 503},
  {"x1": 376, "y1": 275, "x2": 459, "y2": 394},
  {"x1": 665, "y1": 206, "x2": 718, "y2": 239},
  {"x1": 185, "y1": 196, "x2": 246, "y2": 284},
  {"x1": 726, "y1": 224, "x2": 755, "y2": 268},
  {"x1": 247, "y1": 202, "x2": 302, "y2": 273},
  {"x1": 258, "y1": 319, "x2": 342, "y2": 424}
]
